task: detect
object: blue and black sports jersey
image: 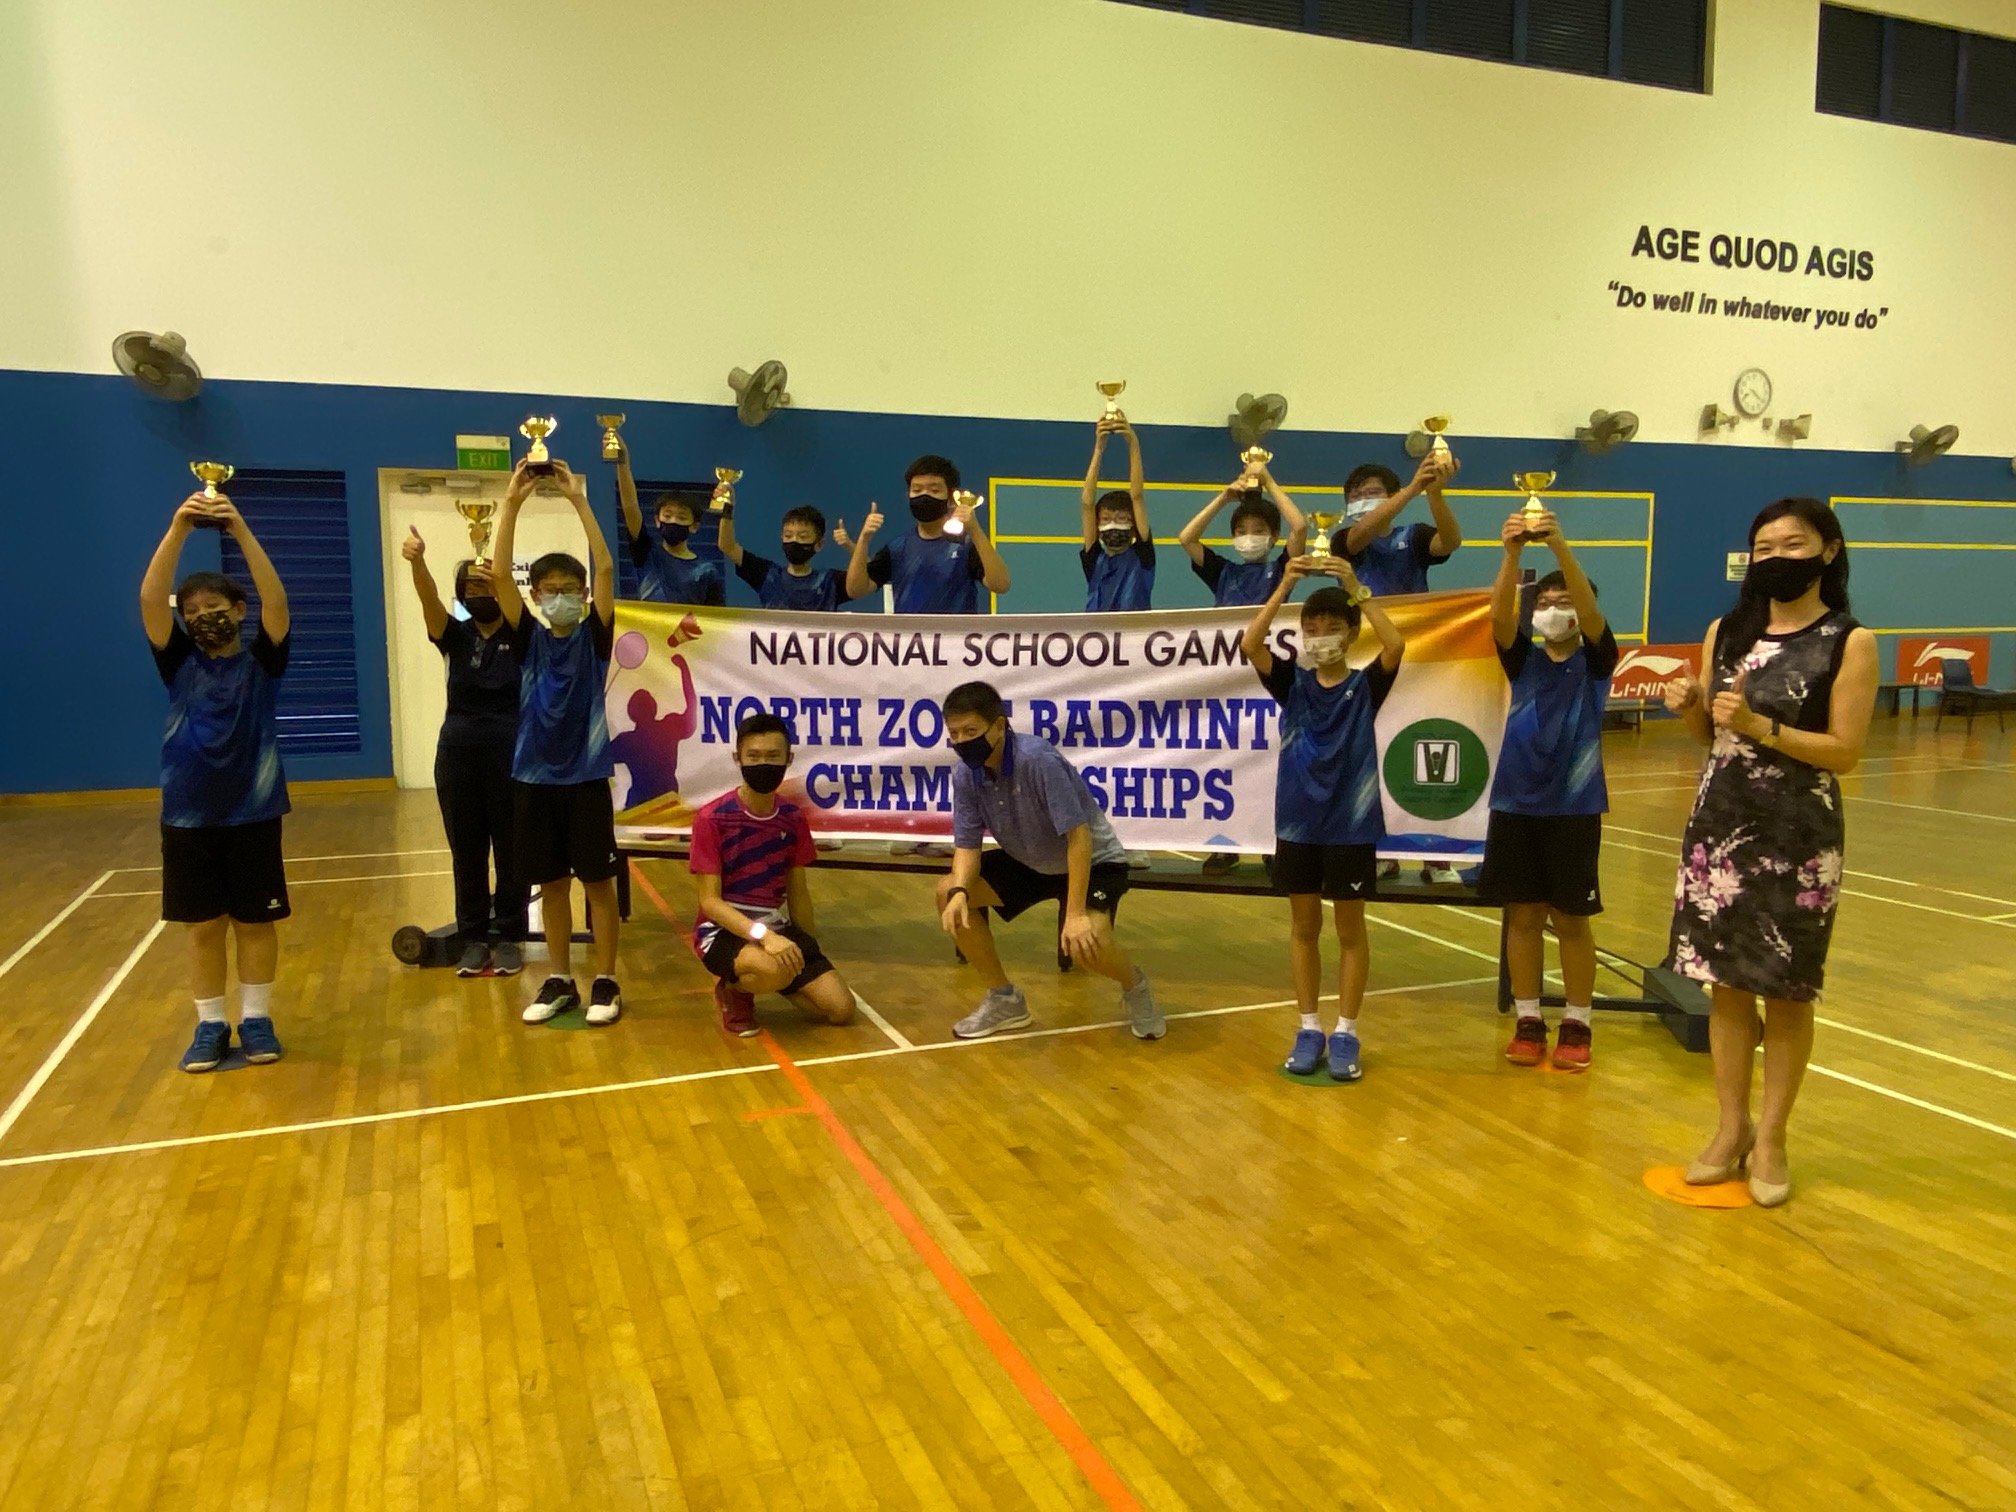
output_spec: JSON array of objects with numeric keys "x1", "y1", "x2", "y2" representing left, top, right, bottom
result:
[
  {"x1": 154, "y1": 622, "x2": 291, "y2": 829},
  {"x1": 1342, "y1": 521, "x2": 1450, "y2": 598},
  {"x1": 866, "y1": 531, "x2": 987, "y2": 614},
  {"x1": 504, "y1": 608, "x2": 615, "y2": 785},
  {"x1": 629, "y1": 521, "x2": 725, "y2": 605},
  {"x1": 1259, "y1": 656, "x2": 1398, "y2": 846},
  {"x1": 1080, "y1": 541, "x2": 1155, "y2": 612},
  {"x1": 1191, "y1": 549, "x2": 1287, "y2": 607},
  {"x1": 735, "y1": 554, "x2": 849, "y2": 612},
  {"x1": 1490, "y1": 627, "x2": 1619, "y2": 816}
]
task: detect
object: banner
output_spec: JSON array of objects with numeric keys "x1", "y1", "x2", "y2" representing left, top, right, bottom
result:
[
  {"x1": 1608, "y1": 642, "x2": 1704, "y2": 701},
  {"x1": 1893, "y1": 635, "x2": 1990, "y2": 689},
  {"x1": 605, "y1": 594, "x2": 1508, "y2": 860}
]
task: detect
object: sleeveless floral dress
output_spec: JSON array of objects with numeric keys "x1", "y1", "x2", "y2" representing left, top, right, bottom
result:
[{"x1": 1665, "y1": 611, "x2": 1860, "y2": 1001}]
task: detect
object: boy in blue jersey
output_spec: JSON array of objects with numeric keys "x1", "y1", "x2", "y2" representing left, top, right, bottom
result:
[
  {"x1": 1479, "y1": 508, "x2": 1617, "y2": 1072},
  {"x1": 1177, "y1": 463, "x2": 1308, "y2": 608},
  {"x1": 845, "y1": 455, "x2": 1011, "y2": 614},
  {"x1": 1079, "y1": 417, "x2": 1154, "y2": 612},
  {"x1": 491, "y1": 457, "x2": 626, "y2": 1027},
  {"x1": 1335, "y1": 452, "x2": 1460, "y2": 599},
  {"x1": 1242, "y1": 557, "x2": 1406, "y2": 1082},
  {"x1": 613, "y1": 440, "x2": 724, "y2": 605},
  {"x1": 720, "y1": 503, "x2": 856, "y2": 612},
  {"x1": 141, "y1": 490, "x2": 294, "y2": 1073}
]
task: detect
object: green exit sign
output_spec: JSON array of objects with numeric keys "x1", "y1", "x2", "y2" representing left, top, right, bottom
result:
[{"x1": 455, "y1": 433, "x2": 512, "y2": 472}]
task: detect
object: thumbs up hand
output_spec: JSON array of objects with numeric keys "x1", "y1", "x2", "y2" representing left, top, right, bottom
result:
[
  {"x1": 1711, "y1": 667, "x2": 1764, "y2": 737},
  {"x1": 401, "y1": 525, "x2": 427, "y2": 563}
]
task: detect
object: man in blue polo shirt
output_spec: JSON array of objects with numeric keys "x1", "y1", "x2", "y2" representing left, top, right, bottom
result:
[
  {"x1": 1079, "y1": 417, "x2": 1154, "y2": 612},
  {"x1": 845, "y1": 454, "x2": 1011, "y2": 614},
  {"x1": 491, "y1": 456, "x2": 626, "y2": 1029},
  {"x1": 933, "y1": 681, "x2": 1164, "y2": 1042},
  {"x1": 1479, "y1": 507, "x2": 1617, "y2": 1073}
]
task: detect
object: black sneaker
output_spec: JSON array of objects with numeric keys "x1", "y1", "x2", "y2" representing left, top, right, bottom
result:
[
  {"x1": 586, "y1": 976, "x2": 623, "y2": 1027},
  {"x1": 454, "y1": 940, "x2": 490, "y2": 977},
  {"x1": 522, "y1": 975, "x2": 579, "y2": 1024}
]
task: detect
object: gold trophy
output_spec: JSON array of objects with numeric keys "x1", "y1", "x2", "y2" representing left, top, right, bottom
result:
[
  {"x1": 1096, "y1": 380, "x2": 1127, "y2": 424},
  {"x1": 1308, "y1": 509, "x2": 1342, "y2": 562},
  {"x1": 596, "y1": 413, "x2": 626, "y2": 463},
  {"x1": 711, "y1": 466, "x2": 743, "y2": 513},
  {"x1": 1240, "y1": 445, "x2": 1274, "y2": 480},
  {"x1": 1514, "y1": 470, "x2": 1557, "y2": 538},
  {"x1": 519, "y1": 415, "x2": 559, "y2": 475},
  {"x1": 1423, "y1": 414, "x2": 1453, "y2": 466},
  {"x1": 945, "y1": 487, "x2": 982, "y2": 538},
  {"x1": 189, "y1": 460, "x2": 235, "y2": 500},
  {"x1": 456, "y1": 498, "x2": 499, "y2": 568}
]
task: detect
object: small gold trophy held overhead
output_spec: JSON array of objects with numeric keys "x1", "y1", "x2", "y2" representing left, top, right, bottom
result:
[
  {"x1": 1308, "y1": 509, "x2": 1342, "y2": 562},
  {"x1": 1513, "y1": 471, "x2": 1556, "y2": 538},
  {"x1": 1096, "y1": 380, "x2": 1127, "y2": 424},
  {"x1": 1424, "y1": 414, "x2": 1452, "y2": 465},
  {"x1": 190, "y1": 460, "x2": 235, "y2": 501},
  {"x1": 597, "y1": 414, "x2": 626, "y2": 463},
  {"x1": 1240, "y1": 444, "x2": 1274, "y2": 479},
  {"x1": 945, "y1": 487, "x2": 981, "y2": 538},
  {"x1": 457, "y1": 498, "x2": 499, "y2": 568},
  {"x1": 711, "y1": 466, "x2": 743, "y2": 514},
  {"x1": 519, "y1": 415, "x2": 559, "y2": 475}
]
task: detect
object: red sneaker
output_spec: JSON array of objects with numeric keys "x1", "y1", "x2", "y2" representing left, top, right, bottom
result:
[
  {"x1": 1552, "y1": 1019, "x2": 1593, "y2": 1072},
  {"x1": 715, "y1": 980, "x2": 759, "y2": 1038},
  {"x1": 1505, "y1": 1016, "x2": 1549, "y2": 1066}
]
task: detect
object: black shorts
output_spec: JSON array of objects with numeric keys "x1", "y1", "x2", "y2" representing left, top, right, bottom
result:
[
  {"x1": 161, "y1": 818, "x2": 291, "y2": 925},
  {"x1": 1477, "y1": 810, "x2": 1604, "y2": 915},
  {"x1": 1271, "y1": 840, "x2": 1379, "y2": 901},
  {"x1": 700, "y1": 922, "x2": 834, "y2": 997},
  {"x1": 512, "y1": 779, "x2": 620, "y2": 885},
  {"x1": 978, "y1": 849, "x2": 1129, "y2": 923}
]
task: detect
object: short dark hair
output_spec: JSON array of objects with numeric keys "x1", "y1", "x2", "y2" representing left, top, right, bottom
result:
[
  {"x1": 1229, "y1": 496, "x2": 1281, "y2": 535},
  {"x1": 653, "y1": 492, "x2": 696, "y2": 519},
  {"x1": 1344, "y1": 463, "x2": 1401, "y2": 496},
  {"x1": 942, "y1": 680, "x2": 1005, "y2": 724},
  {"x1": 1302, "y1": 586, "x2": 1363, "y2": 636},
  {"x1": 176, "y1": 571, "x2": 245, "y2": 610},
  {"x1": 735, "y1": 712, "x2": 793, "y2": 753},
  {"x1": 905, "y1": 454, "x2": 961, "y2": 491},
  {"x1": 1534, "y1": 569, "x2": 1597, "y2": 599},
  {"x1": 781, "y1": 505, "x2": 827, "y2": 538},
  {"x1": 528, "y1": 552, "x2": 588, "y2": 592},
  {"x1": 1095, "y1": 490, "x2": 1134, "y2": 518}
]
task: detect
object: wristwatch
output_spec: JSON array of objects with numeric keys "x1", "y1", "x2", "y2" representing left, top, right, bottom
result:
[{"x1": 748, "y1": 921, "x2": 769, "y2": 942}]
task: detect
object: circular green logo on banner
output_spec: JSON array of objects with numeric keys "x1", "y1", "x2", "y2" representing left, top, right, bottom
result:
[{"x1": 1383, "y1": 718, "x2": 1491, "y2": 821}]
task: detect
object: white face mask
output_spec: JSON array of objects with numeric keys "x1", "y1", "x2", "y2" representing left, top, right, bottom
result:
[
  {"x1": 1345, "y1": 493, "x2": 1386, "y2": 522},
  {"x1": 1532, "y1": 606, "x2": 1579, "y2": 643},
  {"x1": 1298, "y1": 634, "x2": 1348, "y2": 670},
  {"x1": 1232, "y1": 532, "x2": 1273, "y2": 563}
]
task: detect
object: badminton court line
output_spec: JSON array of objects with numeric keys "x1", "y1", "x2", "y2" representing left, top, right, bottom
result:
[
  {"x1": 90, "y1": 869, "x2": 454, "y2": 900},
  {"x1": 105, "y1": 846, "x2": 454, "y2": 875},
  {"x1": 0, "y1": 871, "x2": 111, "y2": 985}
]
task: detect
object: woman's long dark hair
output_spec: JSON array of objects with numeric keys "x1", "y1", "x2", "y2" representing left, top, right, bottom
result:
[{"x1": 1714, "y1": 497, "x2": 1852, "y2": 676}]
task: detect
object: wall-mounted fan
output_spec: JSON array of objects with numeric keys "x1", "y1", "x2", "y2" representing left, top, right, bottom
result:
[
  {"x1": 1896, "y1": 424, "x2": 1958, "y2": 464},
  {"x1": 728, "y1": 361, "x2": 792, "y2": 427},
  {"x1": 113, "y1": 330, "x2": 203, "y2": 400},
  {"x1": 1576, "y1": 408, "x2": 1639, "y2": 455},
  {"x1": 1228, "y1": 392, "x2": 1288, "y2": 449}
]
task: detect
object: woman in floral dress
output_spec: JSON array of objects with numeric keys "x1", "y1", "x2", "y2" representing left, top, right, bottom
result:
[{"x1": 1660, "y1": 499, "x2": 1877, "y2": 1207}]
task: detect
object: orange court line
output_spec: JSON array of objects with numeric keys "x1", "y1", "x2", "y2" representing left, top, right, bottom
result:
[{"x1": 627, "y1": 859, "x2": 1144, "y2": 1511}]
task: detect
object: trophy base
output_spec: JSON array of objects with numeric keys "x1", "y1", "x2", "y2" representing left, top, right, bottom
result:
[{"x1": 523, "y1": 459, "x2": 558, "y2": 477}]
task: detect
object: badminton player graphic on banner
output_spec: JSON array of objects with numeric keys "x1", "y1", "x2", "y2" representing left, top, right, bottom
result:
[{"x1": 605, "y1": 595, "x2": 1507, "y2": 862}]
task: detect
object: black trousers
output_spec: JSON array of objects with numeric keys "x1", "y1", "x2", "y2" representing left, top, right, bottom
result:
[{"x1": 435, "y1": 741, "x2": 529, "y2": 938}]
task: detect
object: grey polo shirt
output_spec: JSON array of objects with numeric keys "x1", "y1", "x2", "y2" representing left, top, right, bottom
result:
[{"x1": 951, "y1": 731, "x2": 1126, "y2": 874}]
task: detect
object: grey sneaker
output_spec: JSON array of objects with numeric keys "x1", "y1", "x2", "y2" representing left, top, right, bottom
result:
[
  {"x1": 1122, "y1": 971, "x2": 1166, "y2": 1041},
  {"x1": 952, "y1": 987, "x2": 1032, "y2": 1040},
  {"x1": 454, "y1": 940, "x2": 490, "y2": 977},
  {"x1": 491, "y1": 940, "x2": 523, "y2": 976}
]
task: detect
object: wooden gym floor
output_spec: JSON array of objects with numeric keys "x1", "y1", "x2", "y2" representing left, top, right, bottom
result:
[{"x1": 0, "y1": 720, "x2": 2011, "y2": 1511}]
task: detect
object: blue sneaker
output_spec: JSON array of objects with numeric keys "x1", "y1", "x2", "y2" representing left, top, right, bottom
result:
[
  {"x1": 180, "y1": 1020, "x2": 232, "y2": 1073},
  {"x1": 1284, "y1": 1028, "x2": 1325, "y2": 1075},
  {"x1": 238, "y1": 1016, "x2": 283, "y2": 1064},
  {"x1": 1328, "y1": 1031, "x2": 1362, "y2": 1082}
]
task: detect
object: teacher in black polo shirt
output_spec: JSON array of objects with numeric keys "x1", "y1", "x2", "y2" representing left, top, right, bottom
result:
[{"x1": 401, "y1": 528, "x2": 529, "y2": 977}]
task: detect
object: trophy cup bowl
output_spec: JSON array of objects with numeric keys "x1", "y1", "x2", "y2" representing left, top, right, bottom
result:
[
  {"x1": 1513, "y1": 470, "x2": 1556, "y2": 536},
  {"x1": 456, "y1": 498, "x2": 500, "y2": 567},
  {"x1": 519, "y1": 415, "x2": 559, "y2": 475},
  {"x1": 1240, "y1": 445, "x2": 1274, "y2": 479},
  {"x1": 1096, "y1": 379, "x2": 1127, "y2": 424},
  {"x1": 1308, "y1": 509, "x2": 1342, "y2": 561},
  {"x1": 188, "y1": 461, "x2": 235, "y2": 526},
  {"x1": 1424, "y1": 414, "x2": 1453, "y2": 463},
  {"x1": 711, "y1": 466, "x2": 743, "y2": 514},
  {"x1": 596, "y1": 413, "x2": 627, "y2": 463},
  {"x1": 945, "y1": 488, "x2": 981, "y2": 538}
]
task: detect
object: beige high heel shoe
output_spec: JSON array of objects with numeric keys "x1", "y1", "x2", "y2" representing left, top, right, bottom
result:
[
  {"x1": 1747, "y1": 1148, "x2": 1791, "y2": 1208},
  {"x1": 1684, "y1": 1126, "x2": 1755, "y2": 1185}
]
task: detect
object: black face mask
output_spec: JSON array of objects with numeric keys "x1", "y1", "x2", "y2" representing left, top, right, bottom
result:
[
  {"x1": 781, "y1": 541, "x2": 818, "y2": 566},
  {"x1": 909, "y1": 495, "x2": 948, "y2": 523},
  {"x1": 1099, "y1": 526, "x2": 1134, "y2": 552},
  {"x1": 463, "y1": 597, "x2": 502, "y2": 625},
  {"x1": 1746, "y1": 552, "x2": 1827, "y2": 603},
  {"x1": 951, "y1": 726, "x2": 998, "y2": 768},
  {"x1": 740, "y1": 762, "x2": 788, "y2": 795},
  {"x1": 186, "y1": 610, "x2": 239, "y2": 653},
  {"x1": 659, "y1": 521, "x2": 691, "y2": 547}
]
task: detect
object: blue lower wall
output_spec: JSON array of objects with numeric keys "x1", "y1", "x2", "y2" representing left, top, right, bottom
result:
[{"x1": 3, "y1": 367, "x2": 2011, "y2": 794}]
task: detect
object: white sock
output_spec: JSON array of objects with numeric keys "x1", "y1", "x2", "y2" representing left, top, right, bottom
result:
[
  {"x1": 195, "y1": 996, "x2": 227, "y2": 1024},
  {"x1": 1299, "y1": 1013, "x2": 1320, "y2": 1031},
  {"x1": 1514, "y1": 998, "x2": 1543, "y2": 1022},
  {"x1": 1335, "y1": 1017, "x2": 1357, "y2": 1038},
  {"x1": 1563, "y1": 1002, "x2": 1594, "y2": 1025},
  {"x1": 239, "y1": 981, "x2": 273, "y2": 1021}
]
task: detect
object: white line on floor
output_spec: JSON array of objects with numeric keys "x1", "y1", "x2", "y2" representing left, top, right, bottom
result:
[
  {"x1": 1813, "y1": 1017, "x2": 2016, "y2": 1085},
  {"x1": 850, "y1": 993, "x2": 914, "y2": 1050},
  {"x1": 0, "y1": 921, "x2": 165, "y2": 1150},
  {"x1": 106, "y1": 847, "x2": 454, "y2": 875},
  {"x1": 0, "y1": 872, "x2": 110, "y2": 983},
  {"x1": 1806, "y1": 1064, "x2": 2016, "y2": 1143},
  {"x1": 1838, "y1": 795, "x2": 2016, "y2": 824},
  {"x1": 91, "y1": 869, "x2": 455, "y2": 900}
]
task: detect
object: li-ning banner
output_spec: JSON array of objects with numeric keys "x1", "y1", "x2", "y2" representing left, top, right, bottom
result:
[{"x1": 605, "y1": 595, "x2": 1509, "y2": 860}]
